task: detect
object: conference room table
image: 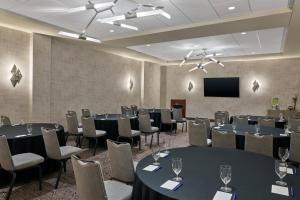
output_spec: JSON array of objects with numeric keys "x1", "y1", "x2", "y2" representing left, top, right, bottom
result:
[
  {"x1": 0, "y1": 123, "x2": 65, "y2": 186},
  {"x1": 213, "y1": 124, "x2": 289, "y2": 157},
  {"x1": 133, "y1": 146, "x2": 300, "y2": 200},
  {"x1": 230, "y1": 115, "x2": 287, "y2": 129}
]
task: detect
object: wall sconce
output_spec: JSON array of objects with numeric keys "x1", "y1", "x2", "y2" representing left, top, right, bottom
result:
[
  {"x1": 129, "y1": 78, "x2": 133, "y2": 91},
  {"x1": 188, "y1": 81, "x2": 194, "y2": 92},
  {"x1": 10, "y1": 64, "x2": 22, "y2": 87},
  {"x1": 252, "y1": 80, "x2": 259, "y2": 92}
]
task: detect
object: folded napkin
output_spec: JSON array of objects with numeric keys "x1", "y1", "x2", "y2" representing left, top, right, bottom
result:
[
  {"x1": 271, "y1": 185, "x2": 294, "y2": 197},
  {"x1": 214, "y1": 127, "x2": 221, "y2": 129},
  {"x1": 280, "y1": 134, "x2": 288, "y2": 137},
  {"x1": 15, "y1": 134, "x2": 27, "y2": 138},
  {"x1": 213, "y1": 191, "x2": 236, "y2": 200},
  {"x1": 160, "y1": 180, "x2": 183, "y2": 191},
  {"x1": 280, "y1": 167, "x2": 297, "y2": 175},
  {"x1": 143, "y1": 165, "x2": 161, "y2": 172},
  {"x1": 159, "y1": 152, "x2": 169, "y2": 158}
]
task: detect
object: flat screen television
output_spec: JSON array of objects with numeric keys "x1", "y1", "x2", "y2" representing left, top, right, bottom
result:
[{"x1": 204, "y1": 77, "x2": 239, "y2": 97}]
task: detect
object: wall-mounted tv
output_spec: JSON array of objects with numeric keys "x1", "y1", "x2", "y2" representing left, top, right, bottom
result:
[{"x1": 204, "y1": 77, "x2": 240, "y2": 97}]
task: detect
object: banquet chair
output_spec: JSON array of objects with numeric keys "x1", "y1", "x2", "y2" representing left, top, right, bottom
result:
[
  {"x1": 233, "y1": 116, "x2": 248, "y2": 126},
  {"x1": 289, "y1": 132, "x2": 300, "y2": 165},
  {"x1": 81, "y1": 109, "x2": 91, "y2": 118},
  {"x1": 212, "y1": 129, "x2": 236, "y2": 149},
  {"x1": 160, "y1": 109, "x2": 177, "y2": 134},
  {"x1": 1, "y1": 116, "x2": 11, "y2": 125},
  {"x1": 67, "y1": 110, "x2": 82, "y2": 127},
  {"x1": 106, "y1": 140, "x2": 136, "y2": 183},
  {"x1": 267, "y1": 110, "x2": 282, "y2": 118},
  {"x1": 188, "y1": 121, "x2": 212, "y2": 146},
  {"x1": 81, "y1": 116, "x2": 106, "y2": 156},
  {"x1": 117, "y1": 117, "x2": 141, "y2": 150},
  {"x1": 258, "y1": 118, "x2": 275, "y2": 128},
  {"x1": 214, "y1": 111, "x2": 229, "y2": 125},
  {"x1": 244, "y1": 134, "x2": 273, "y2": 157},
  {"x1": 41, "y1": 128, "x2": 84, "y2": 189},
  {"x1": 173, "y1": 108, "x2": 187, "y2": 132},
  {"x1": 289, "y1": 118, "x2": 300, "y2": 132},
  {"x1": 194, "y1": 117, "x2": 211, "y2": 138},
  {"x1": 138, "y1": 108, "x2": 149, "y2": 115},
  {"x1": 121, "y1": 106, "x2": 131, "y2": 116},
  {"x1": 138, "y1": 114, "x2": 160, "y2": 148},
  {"x1": 71, "y1": 155, "x2": 132, "y2": 200},
  {"x1": 65, "y1": 114, "x2": 83, "y2": 147},
  {"x1": 130, "y1": 105, "x2": 138, "y2": 115},
  {"x1": 0, "y1": 135, "x2": 44, "y2": 200}
]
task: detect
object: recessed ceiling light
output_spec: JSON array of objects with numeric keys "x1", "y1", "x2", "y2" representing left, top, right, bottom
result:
[
  {"x1": 241, "y1": 32, "x2": 247, "y2": 35},
  {"x1": 109, "y1": 29, "x2": 114, "y2": 33},
  {"x1": 146, "y1": 44, "x2": 151, "y2": 47},
  {"x1": 228, "y1": 6, "x2": 236, "y2": 10}
]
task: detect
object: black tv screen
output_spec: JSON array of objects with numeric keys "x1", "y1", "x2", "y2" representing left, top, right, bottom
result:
[{"x1": 204, "y1": 77, "x2": 239, "y2": 97}]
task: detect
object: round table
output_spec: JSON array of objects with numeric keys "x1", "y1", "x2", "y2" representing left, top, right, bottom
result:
[
  {"x1": 214, "y1": 124, "x2": 289, "y2": 157},
  {"x1": 133, "y1": 147, "x2": 300, "y2": 200},
  {"x1": 0, "y1": 123, "x2": 65, "y2": 186},
  {"x1": 230, "y1": 116, "x2": 287, "y2": 129}
]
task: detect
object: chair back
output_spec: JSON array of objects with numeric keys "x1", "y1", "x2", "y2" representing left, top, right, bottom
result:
[
  {"x1": 244, "y1": 134, "x2": 273, "y2": 157},
  {"x1": 173, "y1": 108, "x2": 183, "y2": 121},
  {"x1": 233, "y1": 116, "x2": 248, "y2": 126},
  {"x1": 0, "y1": 135, "x2": 14, "y2": 171},
  {"x1": 41, "y1": 128, "x2": 61, "y2": 160},
  {"x1": 258, "y1": 118, "x2": 275, "y2": 128},
  {"x1": 1, "y1": 116, "x2": 11, "y2": 125},
  {"x1": 188, "y1": 122, "x2": 208, "y2": 146},
  {"x1": 68, "y1": 110, "x2": 79, "y2": 125},
  {"x1": 267, "y1": 110, "x2": 282, "y2": 118},
  {"x1": 161, "y1": 109, "x2": 172, "y2": 124},
  {"x1": 139, "y1": 109, "x2": 149, "y2": 115},
  {"x1": 71, "y1": 155, "x2": 107, "y2": 200},
  {"x1": 130, "y1": 105, "x2": 138, "y2": 115},
  {"x1": 81, "y1": 117, "x2": 96, "y2": 137},
  {"x1": 121, "y1": 106, "x2": 131, "y2": 116},
  {"x1": 290, "y1": 132, "x2": 300, "y2": 163},
  {"x1": 82, "y1": 109, "x2": 91, "y2": 118},
  {"x1": 195, "y1": 118, "x2": 211, "y2": 138},
  {"x1": 138, "y1": 114, "x2": 152, "y2": 133},
  {"x1": 66, "y1": 114, "x2": 79, "y2": 134},
  {"x1": 107, "y1": 140, "x2": 135, "y2": 183},
  {"x1": 289, "y1": 118, "x2": 300, "y2": 132},
  {"x1": 117, "y1": 117, "x2": 132, "y2": 137},
  {"x1": 215, "y1": 111, "x2": 229, "y2": 124},
  {"x1": 212, "y1": 129, "x2": 236, "y2": 149}
]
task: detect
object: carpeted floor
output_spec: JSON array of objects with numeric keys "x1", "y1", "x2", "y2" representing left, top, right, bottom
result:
[{"x1": 0, "y1": 130, "x2": 189, "y2": 200}]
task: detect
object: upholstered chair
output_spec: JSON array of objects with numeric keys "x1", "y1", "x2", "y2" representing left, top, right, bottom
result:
[
  {"x1": 1, "y1": 116, "x2": 11, "y2": 126},
  {"x1": 289, "y1": 132, "x2": 300, "y2": 165},
  {"x1": 138, "y1": 114, "x2": 160, "y2": 148},
  {"x1": 81, "y1": 116, "x2": 106, "y2": 155},
  {"x1": 71, "y1": 155, "x2": 132, "y2": 200},
  {"x1": 173, "y1": 108, "x2": 187, "y2": 132},
  {"x1": 258, "y1": 118, "x2": 275, "y2": 128},
  {"x1": 289, "y1": 118, "x2": 300, "y2": 132},
  {"x1": 214, "y1": 111, "x2": 229, "y2": 125},
  {"x1": 160, "y1": 109, "x2": 177, "y2": 134},
  {"x1": 188, "y1": 121, "x2": 212, "y2": 146},
  {"x1": 194, "y1": 117, "x2": 211, "y2": 138},
  {"x1": 0, "y1": 135, "x2": 44, "y2": 200},
  {"x1": 41, "y1": 128, "x2": 84, "y2": 189},
  {"x1": 66, "y1": 114, "x2": 83, "y2": 147},
  {"x1": 81, "y1": 109, "x2": 91, "y2": 118},
  {"x1": 67, "y1": 110, "x2": 82, "y2": 127},
  {"x1": 233, "y1": 116, "x2": 248, "y2": 126},
  {"x1": 117, "y1": 117, "x2": 141, "y2": 150},
  {"x1": 212, "y1": 129, "x2": 236, "y2": 149},
  {"x1": 244, "y1": 133, "x2": 273, "y2": 157}
]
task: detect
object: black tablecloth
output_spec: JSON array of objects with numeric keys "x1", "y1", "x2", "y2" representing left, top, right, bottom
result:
[
  {"x1": 133, "y1": 147, "x2": 300, "y2": 200},
  {"x1": 0, "y1": 123, "x2": 65, "y2": 186},
  {"x1": 230, "y1": 116, "x2": 287, "y2": 129},
  {"x1": 214, "y1": 124, "x2": 289, "y2": 157}
]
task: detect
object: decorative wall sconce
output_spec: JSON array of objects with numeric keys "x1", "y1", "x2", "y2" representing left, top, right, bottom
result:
[
  {"x1": 188, "y1": 81, "x2": 194, "y2": 92},
  {"x1": 252, "y1": 80, "x2": 259, "y2": 92},
  {"x1": 10, "y1": 64, "x2": 22, "y2": 87},
  {"x1": 129, "y1": 78, "x2": 133, "y2": 91}
]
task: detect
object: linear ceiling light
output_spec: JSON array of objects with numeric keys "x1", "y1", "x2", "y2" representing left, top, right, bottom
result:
[
  {"x1": 58, "y1": 31, "x2": 101, "y2": 43},
  {"x1": 104, "y1": 21, "x2": 138, "y2": 31}
]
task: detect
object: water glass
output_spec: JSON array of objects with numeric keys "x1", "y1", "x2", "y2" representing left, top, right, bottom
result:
[
  {"x1": 163, "y1": 137, "x2": 170, "y2": 154},
  {"x1": 232, "y1": 123, "x2": 237, "y2": 133},
  {"x1": 152, "y1": 147, "x2": 160, "y2": 166},
  {"x1": 27, "y1": 123, "x2": 33, "y2": 135},
  {"x1": 221, "y1": 118, "x2": 225, "y2": 125},
  {"x1": 220, "y1": 165, "x2": 232, "y2": 193},
  {"x1": 172, "y1": 158, "x2": 182, "y2": 182},
  {"x1": 275, "y1": 160, "x2": 287, "y2": 186},
  {"x1": 278, "y1": 147, "x2": 289, "y2": 162},
  {"x1": 255, "y1": 124, "x2": 260, "y2": 135},
  {"x1": 216, "y1": 119, "x2": 221, "y2": 127},
  {"x1": 54, "y1": 123, "x2": 59, "y2": 130},
  {"x1": 105, "y1": 113, "x2": 109, "y2": 119}
]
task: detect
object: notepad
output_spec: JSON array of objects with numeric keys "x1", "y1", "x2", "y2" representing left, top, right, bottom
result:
[
  {"x1": 15, "y1": 134, "x2": 27, "y2": 138},
  {"x1": 143, "y1": 165, "x2": 161, "y2": 172},
  {"x1": 271, "y1": 185, "x2": 293, "y2": 196},
  {"x1": 213, "y1": 191, "x2": 234, "y2": 200},
  {"x1": 159, "y1": 152, "x2": 169, "y2": 158},
  {"x1": 160, "y1": 180, "x2": 182, "y2": 191},
  {"x1": 279, "y1": 167, "x2": 295, "y2": 175}
]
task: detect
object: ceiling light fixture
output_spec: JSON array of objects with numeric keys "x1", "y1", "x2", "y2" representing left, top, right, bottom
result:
[
  {"x1": 109, "y1": 29, "x2": 115, "y2": 33},
  {"x1": 228, "y1": 6, "x2": 236, "y2": 10},
  {"x1": 58, "y1": 31, "x2": 101, "y2": 43},
  {"x1": 104, "y1": 21, "x2": 138, "y2": 31},
  {"x1": 241, "y1": 32, "x2": 247, "y2": 35},
  {"x1": 146, "y1": 44, "x2": 151, "y2": 47}
]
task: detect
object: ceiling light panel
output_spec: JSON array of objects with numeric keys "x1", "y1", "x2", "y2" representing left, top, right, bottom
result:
[
  {"x1": 249, "y1": 0, "x2": 289, "y2": 12},
  {"x1": 210, "y1": 0, "x2": 251, "y2": 18}
]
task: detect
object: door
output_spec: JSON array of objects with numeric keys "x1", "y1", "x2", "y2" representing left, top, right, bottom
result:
[{"x1": 171, "y1": 99, "x2": 186, "y2": 118}]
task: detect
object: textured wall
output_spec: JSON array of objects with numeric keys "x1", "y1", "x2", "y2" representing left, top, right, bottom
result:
[
  {"x1": 0, "y1": 26, "x2": 30, "y2": 123},
  {"x1": 143, "y1": 62, "x2": 161, "y2": 108},
  {"x1": 164, "y1": 59, "x2": 300, "y2": 119}
]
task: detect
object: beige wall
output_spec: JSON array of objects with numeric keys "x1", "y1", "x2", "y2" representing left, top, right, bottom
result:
[
  {"x1": 143, "y1": 62, "x2": 161, "y2": 108},
  {"x1": 163, "y1": 59, "x2": 300, "y2": 119}
]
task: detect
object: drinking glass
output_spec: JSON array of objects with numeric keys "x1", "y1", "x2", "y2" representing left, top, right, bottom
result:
[
  {"x1": 220, "y1": 165, "x2": 232, "y2": 193},
  {"x1": 172, "y1": 158, "x2": 182, "y2": 182},
  {"x1": 216, "y1": 119, "x2": 221, "y2": 127},
  {"x1": 105, "y1": 113, "x2": 109, "y2": 119},
  {"x1": 27, "y1": 123, "x2": 33, "y2": 135},
  {"x1": 275, "y1": 160, "x2": 287, "y2": 186},
  {"x1": 163, "y1": 137, "x2": 170, "y2": 154},
  {"x1": 54, "y1": 123, "x2": 59, "y2": 130},
  {"x1": 232, "y1": 123, "x2": 237, "y2": 133},
  {"x1": 152, "y1": 147, "x2": 160, "y2": 166},
  {"x1": 278, "y1": 147, "x2": 289, "y2": 162},
  {"x1": 221, "y1": 118, "x2": 225, "y2": 125},
  {"x1": 279, "y1": 113, "x2": 284, "y2": 121},
  {"x1": 255, "y1": 124, "x2": 260, "y2": 135}
]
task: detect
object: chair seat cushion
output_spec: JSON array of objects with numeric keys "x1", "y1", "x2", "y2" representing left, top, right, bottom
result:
[
  {"x1": 77, "y1": 127, "x2": 83, "y2": 134},
  {"x1": 12, "y1": 153, "x2": 44, "y2": 171},
  {"x1": 104, "y1": 180, "x2": 132, "y2": 200},
  {"x1": 176, "y1": 118, "x2": 187, "y2": 123},
  {"x1": 95, "y1": 130, "x2": 106, "y2": 137},
  {"x1": 131, "y1": 130, "x2": 141, "y2": 137},
  {"x1": 60, "y1": 146, "x2": 84, "y2": 159},
  {"x1": 151, "y1": 127, "x2": 159, "y2": 132},
  {"x1": 207, "y1": 139, "x2": 212, "y2": 146},
  {"x1": 171, "y1": 119, "x2": 176, "y2": 123},
  {"x1": 150, "y1": 119, "x2": 154, "y2": 123}
]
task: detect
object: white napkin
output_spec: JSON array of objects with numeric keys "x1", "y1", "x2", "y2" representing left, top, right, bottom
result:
[
  {"x1": 160, "y1": 180, "x2": 182, "y2": 191},
  {"x1": 143, "y1": 165, "x2": 160, "y2": 172},
  {"x1": 280, "y1": 134, "x2": 288, "y2": 137},
  {"x1": 214, "y1": 127, "x2": 220, "y2": 129},
  {"x1": 15, "y1": 134, "x2": 27, "y2": 138},
  {"x1": 159, "y1": 152, "x2": 169, "y2": 158},
  {"x1": 279, "y1": 167, "x2": 295, "y2": 175},
  {"x1": 271, "y1": 185, "x2": 290, "y2": 196},
  {"x1": 213, "y1": 191, "x2": 233, "y2": 200}
]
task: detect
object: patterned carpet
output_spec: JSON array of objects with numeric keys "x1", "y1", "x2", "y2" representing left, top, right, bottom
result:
[{"x1": 0, "y1": 130, "x2": 189, "y2": 200}]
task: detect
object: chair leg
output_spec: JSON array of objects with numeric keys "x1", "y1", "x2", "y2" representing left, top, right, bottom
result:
[
  {"x1": 138, "y1": 136, "x2": 141, "y2": 151},
  {"x1": 145, "y1": 135, "x2": 147, "y2": 143},
  {"x1": 157, "y1": 131, "x2": 160, "y2": 145},
  {"x1": 182, "y1": 123, "x2": 184, "y2": 132},
  {"x1": 93, "y1": 138, "x2": 98, "y2": 156},
  {"x1": 150, "y1": 134, "x2": 153, "y2": 148},
  {"x1": 37, "y1": 165, "x2": 43, "y2": 191},
  {"x1": 63, "y1": 160, "x2": 67, "y2": 173},
  {"x1": 80, "y1": 137, "x2": 85, "y2": 148},
  {"x1": 55, "y1": 161, "x2": 63, "y2": 189},
  {"x1": 65, "y1": 134, "x2": 69, "y2": 144},
  {"x1": 6, "y1": 172, "x2": 16, "y2": 200},
  {"x1": 186, "y1": 122, "x2": 188, "y2": 132}
]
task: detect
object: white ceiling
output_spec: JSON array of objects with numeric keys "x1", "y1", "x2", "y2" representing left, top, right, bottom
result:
[
  {"x1": 0, "y1": 0, "x2": 289, "y2": 41},
  {"x1": 128, "y1": 27, "x2": 286, "y2": 61}
]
